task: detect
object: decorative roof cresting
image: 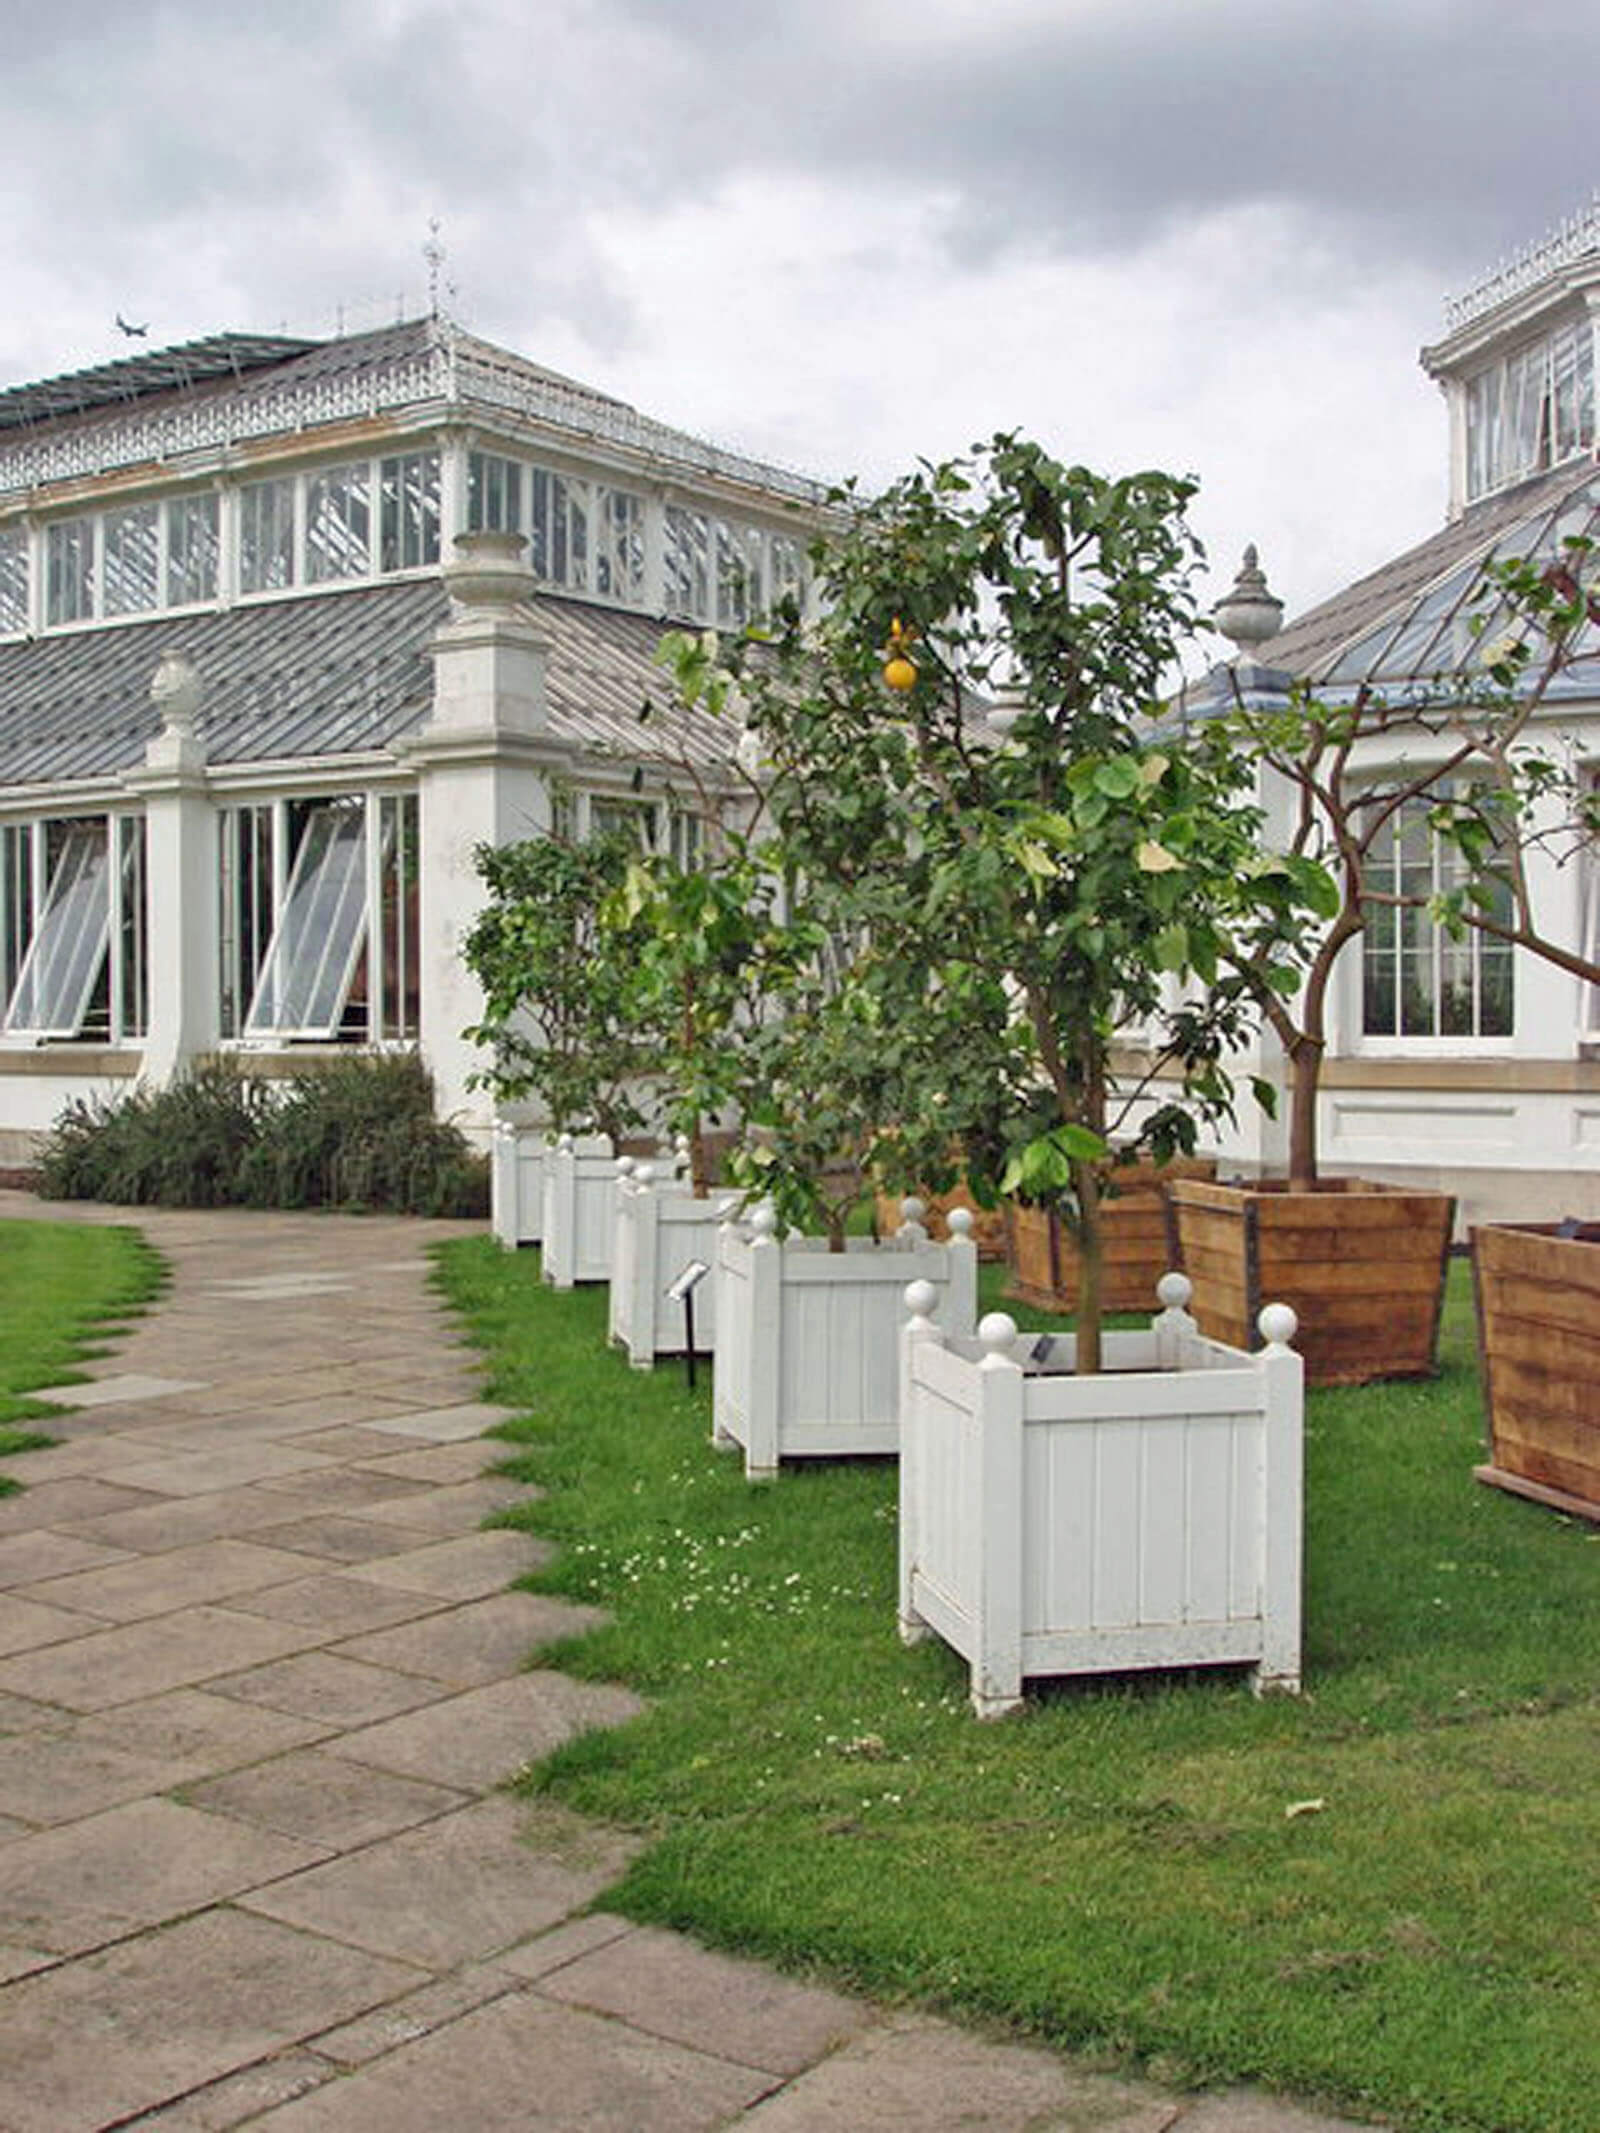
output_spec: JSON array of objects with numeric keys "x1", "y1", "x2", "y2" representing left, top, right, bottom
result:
[{"x1": 1443, "y1": 195, "x2": 1600, "y2": 335}]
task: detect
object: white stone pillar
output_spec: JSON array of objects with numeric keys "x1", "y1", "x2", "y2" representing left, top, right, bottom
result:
[
  {"x1": 401, "y1": 532, "x2": 555, "y2": 1143},
  {"x1": 122, "y1": 651, "x2": 218, "y2": 1084}
]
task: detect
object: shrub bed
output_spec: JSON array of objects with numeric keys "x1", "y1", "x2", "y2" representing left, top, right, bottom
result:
[{"x1": 37, "y1": 1054, "x2": 487, "y2": 1216}]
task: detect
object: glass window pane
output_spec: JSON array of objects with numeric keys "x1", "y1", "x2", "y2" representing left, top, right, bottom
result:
[
  {"x1": 467, "y1": 452, "x2": 522, "y2": 534},
  {"x1": 245, "y1": 800, "x2": 368, "y2": 1037},
  {"x1": 0, "y1": 823, "x2": 33, "y2": 1002},
  {"x1": 306, "y1": 462, "x2": 370, "y2": 583},
  {"x1": 0, "y1": 526, "x2": 27, "y2": 633},
  {"x1": 379, "y1": 453, "x2": 441, "y2": 572},
  {"x1": 165, "y1": 493, "x2": 219, "y2": 606},
  {"x1": 46, "y1": 519, "x2": 94, "y2": 624},
  {"x1": 4, "y1": 820, "x2": 110, "y2": 1035},
  {"x1": 240, "y1": 479, "x2": 296, "y2": 593},
  {"x1": 103, "y1": 504, "x2": 160, "y2": 616},
  {"x1": 117, "y1": 817, "x2": 148, "y2": 1041},
  {"x1": 664, "y1": 506, "x2": 710, "y2": 620},
  {"x1": 594, "y1": 487, "x2": 643, "y2": 603},
  {"x1": 716, "y1": 522, "x2": 764, "y2": 627},
  {"x1": 379, "y1": 794, "x2": 419, "y2": 1042}
]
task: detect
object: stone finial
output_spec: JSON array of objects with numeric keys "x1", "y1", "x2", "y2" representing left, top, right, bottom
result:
[
  {"x1": 442, "y1": 529, "x2": 538, "y2": 616},
  {"x1": 1213, "y1": 545, "x2": 1285, "y2": 655},
  {"x1": 150, "y1": 651, "x2": 203, "y2": 737}
]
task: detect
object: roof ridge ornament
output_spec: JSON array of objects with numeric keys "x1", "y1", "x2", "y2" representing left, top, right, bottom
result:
[
  {"x1": 1444, "y1": 194, "x2": 1600, "y2": 334},
  {"x1": 1213, "y1": 544, "x2": 1285, "y2": 655}
]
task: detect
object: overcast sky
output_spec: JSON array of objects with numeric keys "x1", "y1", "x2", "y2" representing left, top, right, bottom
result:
[{"x1": 4, "y1": 0, "x2": 1597, "y2": 635}]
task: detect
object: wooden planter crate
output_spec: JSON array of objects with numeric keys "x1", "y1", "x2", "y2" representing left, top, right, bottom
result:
[
  {"x1": 1004, "y1": 1158, "x2": 1215, "y2": 1315},
  {"x1": 540, "y1": 1134, "x2": 618, "y2": 1288},
  {"x1": 490, "y1": 1123, "x2": 545, "y2": 1248},
  {"x1": 714, "y1": 1204, "x2": 979, "y2": 1479},
  {"x1": 898, "y1": 1276, "x2": 1304, "y2": 1716},
  {"x1": 609, "y1": 1166, "x2": 737, "y2": 1368},
  {"x1": 1167, "y1": 1177, "x2": 1454, "y2": 1388},
  {"x1": 1472, "y1": 1222, "x2": 1600, "y2": 1522}
]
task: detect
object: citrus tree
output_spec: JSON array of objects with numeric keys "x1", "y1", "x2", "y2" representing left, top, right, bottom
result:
[
  {"x1": 462, "y1": 832, "x2": 656, "y2": 1145},
  {"x1": 721, "y1": 436, "x2": 1318, "y2": 1370}
]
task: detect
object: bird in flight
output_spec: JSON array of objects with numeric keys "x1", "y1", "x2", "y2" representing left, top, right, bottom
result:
[{"x1": 115, "y1": 314, "x2": 149, "y2": 338}]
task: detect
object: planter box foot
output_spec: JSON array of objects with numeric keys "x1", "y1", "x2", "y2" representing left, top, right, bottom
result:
[
  {"x1": 1251, "y1": 1666, "x2": 1302, "y2": 1698},
  {"x1": 897, "y1": 1616, "x2": 931, "y2": 1647},
  {"x1": 971, "y1": 1689, "x2": 1026, "y2": 1721},
  {"x1": 745, "y1": 1461, "x2": 778, "y2": 1484},
  {"x1": 1474, "y1": 1463, "x2": 1600, "y2": 1526}
]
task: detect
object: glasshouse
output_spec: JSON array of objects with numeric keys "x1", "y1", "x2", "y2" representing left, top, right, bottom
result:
[{"x1": 0, "y1": 316, "x2": 827, "y2": 1162}]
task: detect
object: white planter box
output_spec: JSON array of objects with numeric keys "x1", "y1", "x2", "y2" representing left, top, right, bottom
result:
[
  {"x1": 609, "y1": 1166, "x2": 737, "y2": 1367},
  {"x1": 898, "y1": 1276, "x2": 1304, "y2": 1717},
  {"x1": 490, "y1": 1123, "x2": 546, "y2": 1248},
  {"x1": 539, "y1": 1134, "x2": 618, "y2": 1288},
  {"x1": 713, "y1": 1202, "x2": 979, "y2": 1479}
]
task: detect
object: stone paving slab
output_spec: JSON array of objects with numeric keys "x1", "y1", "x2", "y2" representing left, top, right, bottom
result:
[
  {"x1": 0, "y1": 1593, "x2": 98, "y2": 1658},
  {"x1": 732, "y1": 2012, "x2": 1184, "y2": 2131},
  {"x1": 184, "y1": 1748, "x2": 467, "y2": 1851},
  {"x1": 242, "y1": 1991, "x2": 779, "y2": 2133},
  {"x1": 351, "y1": 1441, "x2": 508, "y2": 1485},
  {"x1": 339, "y1": 1528, "x2": 550, "y2": 1600},
  {"x1": 17, "y1": 1536, "x2": 320, "y2": 1622},
  {"x1": 0, "y1": 1603, "x2": 321, "y2": 1709},
  {"x1": 537, "y1": 1920, "x2": 872, "y2": 2078},
  {"x1": 28, "y1": 1373, "x2": 209, "y2": 1409},
  {"x1": 65, "y1": 1485, "x2": 343, "y2": 1555},
  {"x1": 360, "y1": 1401, "x2": 520, "y2": 1441},
  {"x1": 0, "y1": 1531, "x2": 133, "y2": 1587},
  {"x1": 0, "y1": 1794, "x2": 325, "y2": 1958},
  {"x1": 0, "y1": 1908, "x2": 423, "y2": 2132},
  {"x1": 239, "y1": 1795, "x2": 638, "y2": 1969},
  {"x1": 348, "y1": 1475, "x2": 522, "y2": 1534},
  {"x1": 107, "y1": 1441, "x2": 338, "y2": 1498},
  {"x1": 0, "y1": 1477, "x2": 167, "y2": 1536},
  {"x1": 332, "y1": 1591, "x2": 610, "y2": 1687},
  {"x1": 209, "y1": 1651, "x2": 444, "y2": 1729},
  {"x1": 331, "y1": 1671, "x2": 644, "y2": 1789},
  {"x1": 73, "y1": 1687, "x2": 332, "y2": 1776},
  {"x1": 225, "y1": 1572, "x2": 454, "y2": 1638}
]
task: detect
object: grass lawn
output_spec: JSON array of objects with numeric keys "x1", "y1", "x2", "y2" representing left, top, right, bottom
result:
[
  {"x1": 440, "y1": 1241, "x2": 1599, "y2": 2133},
  {"x1": 0, "y1": 1219, "x2": 165, "y2": 1489}
]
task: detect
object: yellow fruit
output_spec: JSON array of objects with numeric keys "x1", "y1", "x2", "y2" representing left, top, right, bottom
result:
[{"x1": 883, "y1": 654, "x2": 918, "y2": 692}]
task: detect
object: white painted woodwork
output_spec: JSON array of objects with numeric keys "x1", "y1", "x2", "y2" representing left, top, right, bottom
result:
[
  {"x1": 898, "y1": 1276, "x2": 1304, "y2": 1717},
  {"x1": 490, "y1": 1122, "x2": 545, "y2": 1247},
  {"x1": 608, "y1": 1165, "x2": 736, "y2": 1367},
  {"x1": 539, "y1": 1133, "x2": 618, "y2": 1288},
  {"x1": 713, "y1": 1201, "x2": 979, "y2": 1480}
]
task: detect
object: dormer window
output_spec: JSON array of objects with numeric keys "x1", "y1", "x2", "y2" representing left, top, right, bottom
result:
[{"x1": 1465, "y1": 318, "x2": 1595, "y2": 502}]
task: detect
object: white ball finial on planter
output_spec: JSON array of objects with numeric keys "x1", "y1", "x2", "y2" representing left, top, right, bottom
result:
[
  {"x1": 903, "y1": 1278, "x2": 938, "y2": 1328},
  {"x1": 1259, "y1": 1303, "x2": 1299, "y2": 1351},
  {"x1": 977, "y1": 1311, "x2": 1018, "y2": 1366}
]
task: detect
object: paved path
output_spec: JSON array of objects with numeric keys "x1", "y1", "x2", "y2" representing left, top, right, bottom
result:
[{"x1": 0, "y1": 1195, "x2": 1377, "y2": 2132}]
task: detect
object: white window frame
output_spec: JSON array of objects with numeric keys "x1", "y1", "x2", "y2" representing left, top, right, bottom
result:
[
  {"x1": 1, "y1": 814, "x2": 147, "y2": 1044},
  {"x1": 1358, "y1": 791, "x2": 1516, "y2": 1050},
  {"x1": 225, "y1": 791, "x2": 418, "y2": 1046}
]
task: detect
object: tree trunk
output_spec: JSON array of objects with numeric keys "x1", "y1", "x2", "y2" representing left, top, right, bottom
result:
[
  {"x1": 1071, "y1": 1158, "x2": 1103, "y2": 1376},
  {"x1": 1286, "y1": 1035, "x2": 1322, "y2": 1193}
]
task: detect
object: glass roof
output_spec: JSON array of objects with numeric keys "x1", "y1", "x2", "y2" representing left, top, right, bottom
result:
[{"x1": 1317, "y1": 467, "x2": 1600, "y2": 692}]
